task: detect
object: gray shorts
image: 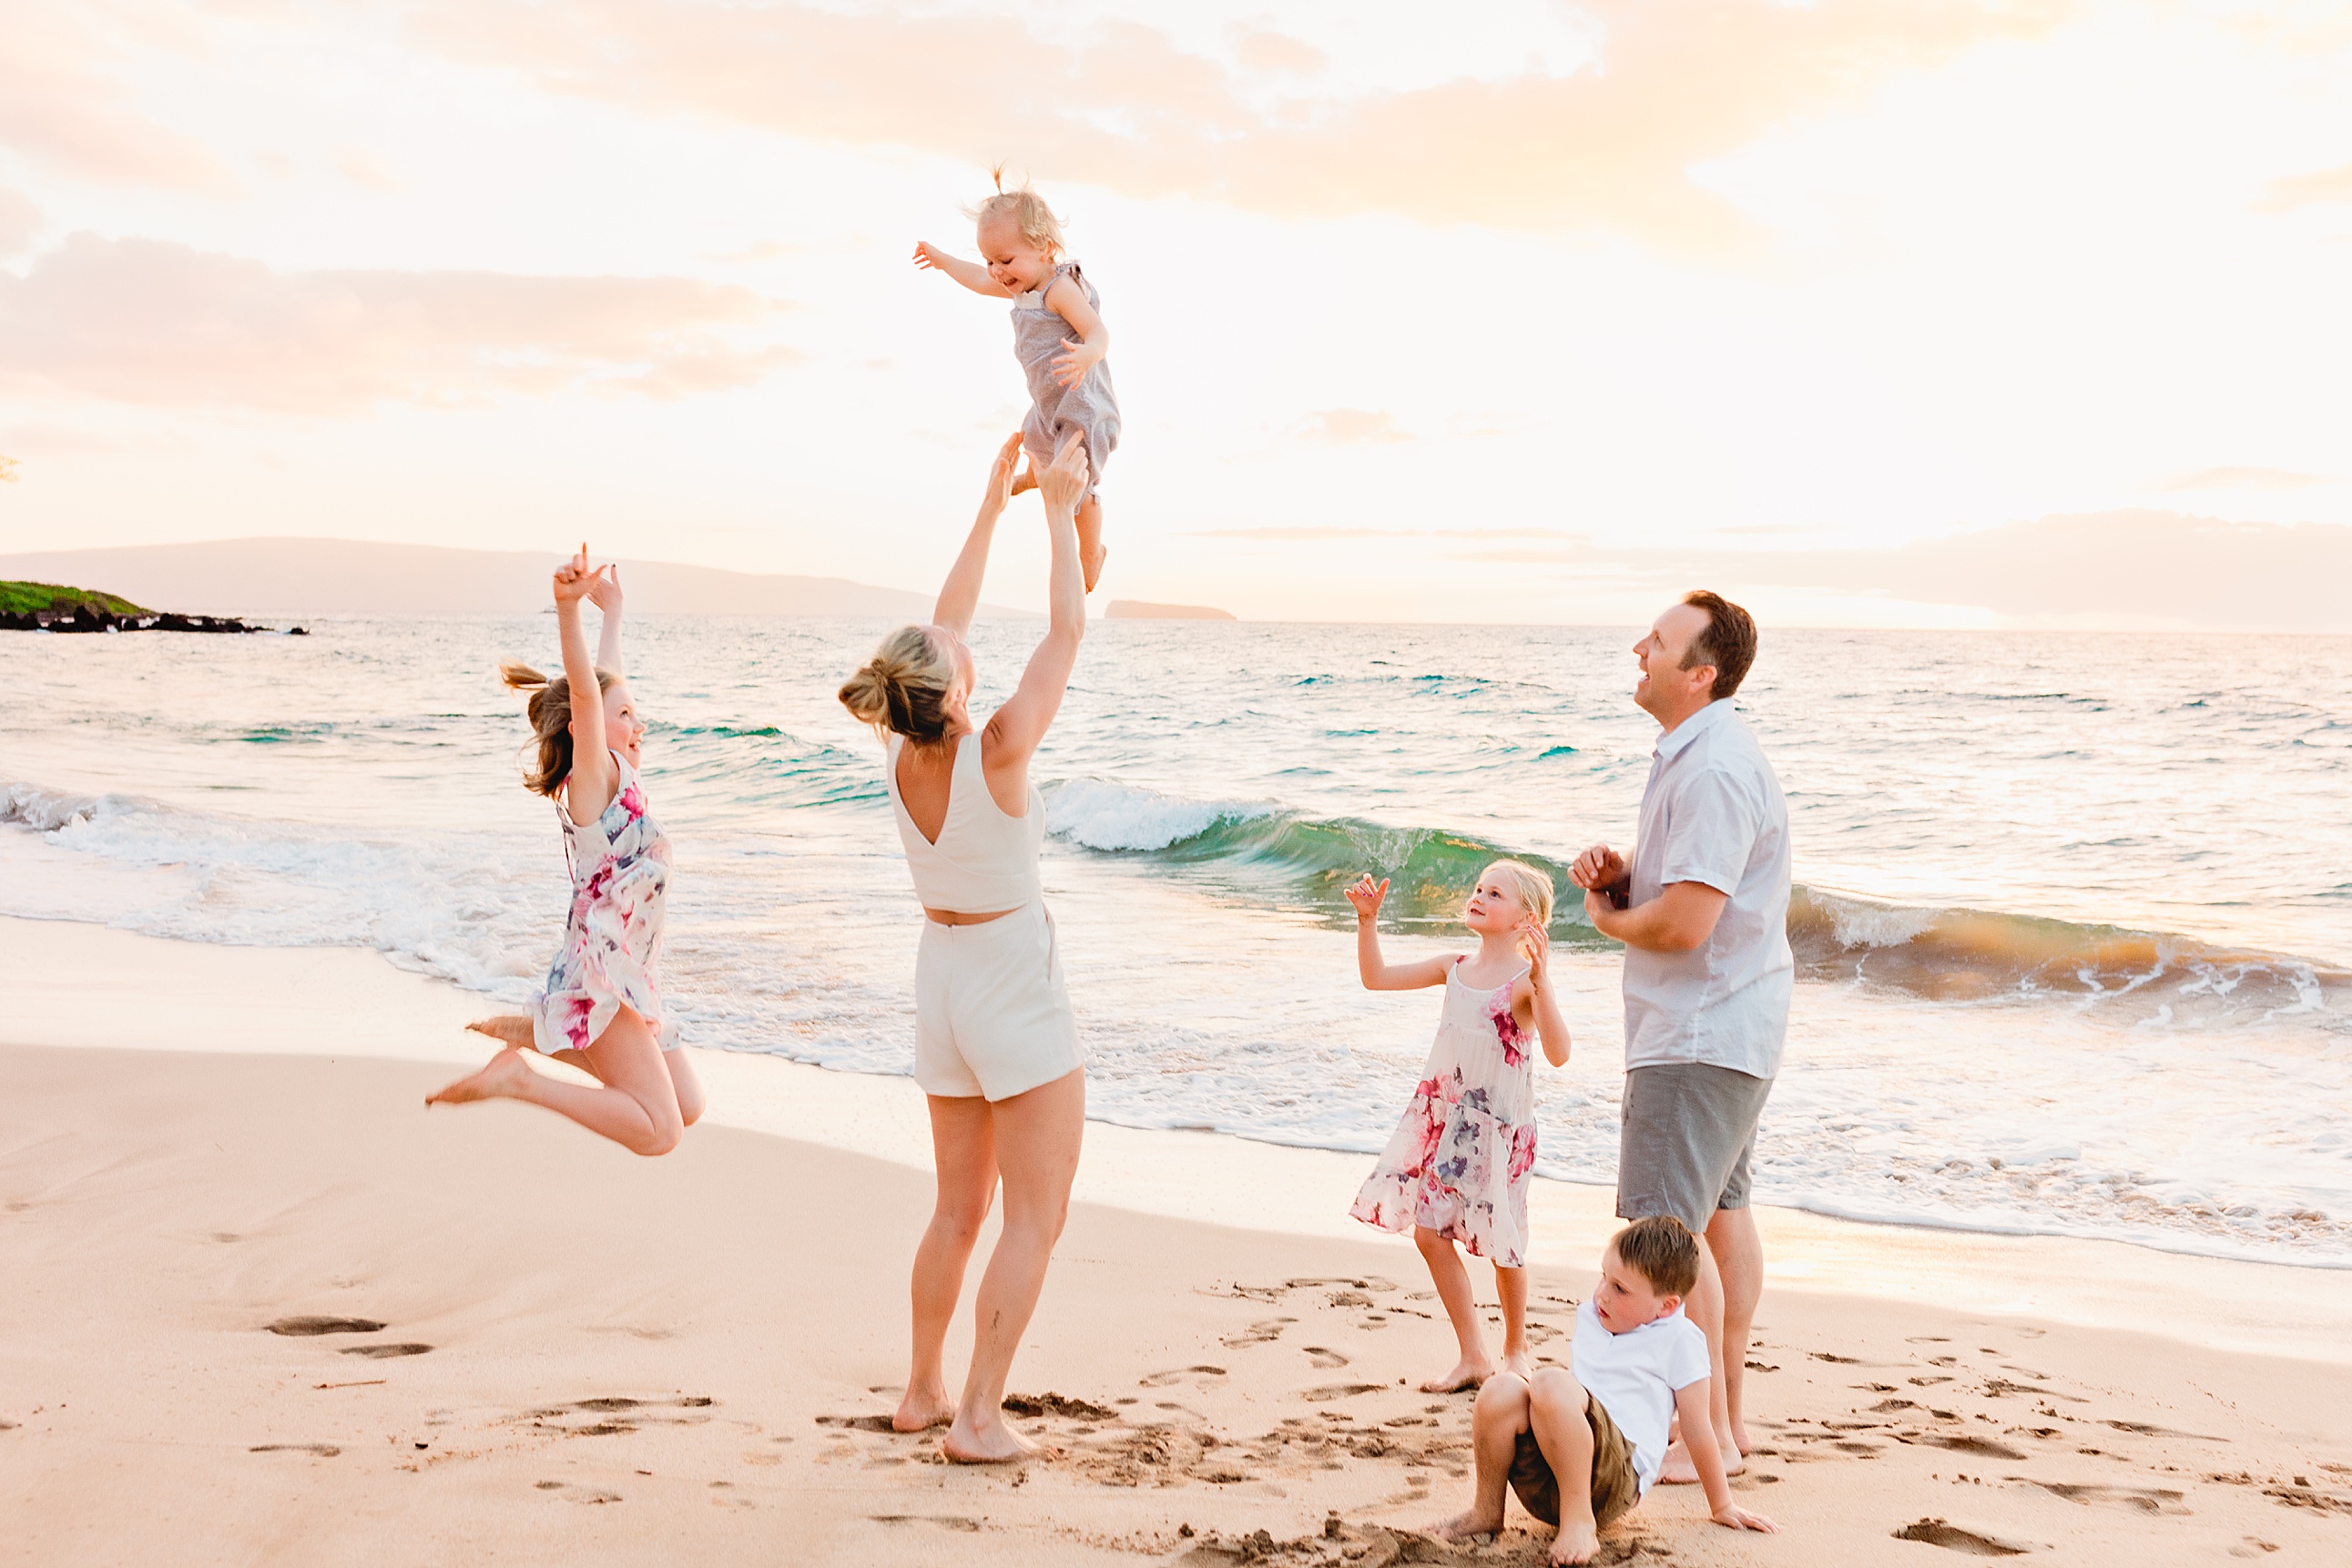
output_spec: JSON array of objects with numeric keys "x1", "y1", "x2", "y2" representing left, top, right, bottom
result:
[{"x1": 1616, "y1": 1064, "x2": 1774, "y2": 1234}]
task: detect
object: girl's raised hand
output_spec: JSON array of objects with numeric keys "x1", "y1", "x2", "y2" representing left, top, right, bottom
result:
[
  {"x1": 1343, "y1": 874, "x2": 1390, "y2": 921},
  {"x1": 585, "y1": 561, "x2": 624, "y2": 615},
  {"x1": 1520, "y1": 918, "x2": 1551, "y2": 986},
  {"x1": 552, "y1": 543, "x2": 600, "y2": 604}
]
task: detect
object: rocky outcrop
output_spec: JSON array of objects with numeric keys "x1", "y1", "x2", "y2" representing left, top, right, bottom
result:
[{"x1": 0, "y1": 585, "x2": 300, "y2": 635}]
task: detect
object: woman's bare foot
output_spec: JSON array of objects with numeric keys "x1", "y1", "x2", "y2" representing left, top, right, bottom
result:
[
  {"x1": 1499, "y1": 1350, "x2": 1534, "y2": 1380},
  {"x1": 1420, "y1": 1356, "x2": 1498, "y2": 1394},
  {"x1": 1430, "y1": 1508, "x2": 1503, "y2": 1543},
  {"x1": 1656, "y1": 1437, "x2": 1744, "y2": 1484},
  {"x1": 465, "y1": 1015, "x2": 535, "y2": 1049},
  {"x1": 1550, "y1": 1518, "x2": 1602, "y2": 1565},
  {"x1": 892, "y1": 1386, "x2": 955, "y2": 1433},
  {"x1": 425, "y1": 1048, "x2": 535, "y2": 1108},
  {"x1": 941, "y1": 1411, "x2": 1042, "y2": 1464}
]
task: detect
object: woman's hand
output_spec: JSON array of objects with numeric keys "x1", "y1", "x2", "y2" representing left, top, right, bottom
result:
[
  {"x1": 585, "y1": 562, "x2": 624, "y2": 616},
  {"x1": 1036, "y1": 438, "x2": 1090, "y2": 515},
  {"x1": 982, "y1": 430, "x2": 1024, "y2": 517},
  {"x1": 1050, "y1": 335, "x2": 1103, "y2": 388},
  {"x1": 1520, "y1": 918, "x2": 1551, "y2": 990},
  {"x1": 552, "y1": 543, "x2": 602, "y2": 606},
  {"x1": 1344, "y1": 874, "x2": 1390, "y2": 923}
]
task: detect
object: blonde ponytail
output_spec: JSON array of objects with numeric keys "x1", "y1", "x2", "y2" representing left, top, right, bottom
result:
[
  {"x1": 501, "y1": 658, "x2": 615, "y2": 797},
  {"x1": 964, "y1": 166, "x2": 1066, "y2": 256},
  {"x1": 840, "y1": 625, "x2": 958, "y2": 745}
]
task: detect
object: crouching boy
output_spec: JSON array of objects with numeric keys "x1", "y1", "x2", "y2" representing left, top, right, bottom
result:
[{"x1": 1432, "y1": 1216, "x2": 1777, "y2": 1563}]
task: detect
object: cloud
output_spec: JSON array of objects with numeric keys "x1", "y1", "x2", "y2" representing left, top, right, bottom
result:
[
  {"x1": 0, "y1": 423, "x2": 114, "y2": 457},
  {"x1": 0, "y1": 188, "x2": 42, "y2": 257},
  {"x1": 1293, "y1": 408, "x2": 1412, "y2": 446},
  {"x1": 2255, "y1": 162, "x2": 2352, "y2": 212},
  {"x1": 0, "y1": 234, "x2": 798, "y2": 412},
  {"x1": 1197, "y1": 524, "x2": 1583, "y2": 542},
  {"x1": 407, "y1": 0, "x2": 2067, "y2": 249},
  {"x1": 2161, "y1": 465, "x2": 2334, "y2": 492},
  {"x1": 0, "y1": 7, "x2": 225, "y2": 188}
]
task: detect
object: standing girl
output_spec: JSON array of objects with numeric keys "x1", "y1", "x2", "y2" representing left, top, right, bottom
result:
[
  {"x1": 913, "y1": 171, "x2": 1118, "y2": 592},
  {"x1": 427, "y1": 548, "x2": 706, "y2": 1154},
  {"x1": 1347, "y1": 861, "x2": 1571, "y2": 1391}
]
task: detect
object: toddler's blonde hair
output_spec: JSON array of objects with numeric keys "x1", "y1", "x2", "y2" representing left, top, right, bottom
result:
[
  {"x1": 1481, "y1": 859, "x2": 1557, "y2": 928},
  {"x1": 965, "y1": 166, "x2": 1065, "y2": 257}
]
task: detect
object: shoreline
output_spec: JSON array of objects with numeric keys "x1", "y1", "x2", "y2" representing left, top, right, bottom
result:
[{"x1": 6, "y1": 912, "x2": 2348, "y2": 1367}]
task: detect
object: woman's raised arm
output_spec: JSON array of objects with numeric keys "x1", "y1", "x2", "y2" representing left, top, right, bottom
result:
[
  {"x1": 983, "y1": 440, "x2": 1087, "y2": 767},
  {"x1": 932, "y1": 431, "x2": 1024, "y2": 640}
]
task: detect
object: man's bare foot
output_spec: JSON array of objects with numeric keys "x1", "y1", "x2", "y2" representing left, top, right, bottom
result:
[
  {"x1": 1429, "y1": 1508, "x2": 1504, "y2": 1543},
  {"x1": 942, "y1": 1412, "x2": 1042, "y2": 1464},
  {"x1": 1081, "y1": 543, "x2": 1106, "y2": 593},
  {"x1": 892, "y1": 1386, "x2": 954, "y2": 1432},
  {"x1": 425, "y1": 1047, "x2": 535, "y2": 1108},
  {"x1": 1420, "y1": 1356, "x2": 1498, "y2": 1393},
  {"x1": 1550, "y1": 1518, "x2": 1602, "y2": 1565},
  {"x1": 465, "y1": 1014, "x2": 535, "y2": 1048},
  {"x1": 1656, "y1": 1436, "x2": 1744, "y2": 1484}
]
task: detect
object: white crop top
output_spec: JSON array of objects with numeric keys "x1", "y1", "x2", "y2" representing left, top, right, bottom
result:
[{"x1": 886, "y1": 731, "x2": 1044, "y2": 912}]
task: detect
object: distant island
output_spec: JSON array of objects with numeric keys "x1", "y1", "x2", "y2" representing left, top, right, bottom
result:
[
  {"x1": 0, "y1": 580, "x2": 293, "y2": 635},
  {"x1": 1104, "y1": 599, "x2": 1237, "y2": 621}
]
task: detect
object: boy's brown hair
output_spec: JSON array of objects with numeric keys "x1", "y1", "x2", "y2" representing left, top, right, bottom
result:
[{"x1": 1610, "y1": 1215, "x2": 1700, "y2": 1298}]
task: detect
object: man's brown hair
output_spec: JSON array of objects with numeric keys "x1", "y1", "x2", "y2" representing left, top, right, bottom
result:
[
  {"x1": 1610, "y1": 1214, "x2": 1701, "y2": 1298},
  {"x1": 1678, "y1": 590, "x2": 1756, "y2": 701}
]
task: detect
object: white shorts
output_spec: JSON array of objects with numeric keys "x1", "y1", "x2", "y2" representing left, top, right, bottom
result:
[{"x1": 914, "y1": 901, "x2": 1083, "y2": 1101}]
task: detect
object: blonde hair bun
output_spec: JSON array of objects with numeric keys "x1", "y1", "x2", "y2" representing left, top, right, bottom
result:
[{"x1": 840, "y1": 625, "x2": 959, "y2": 744}]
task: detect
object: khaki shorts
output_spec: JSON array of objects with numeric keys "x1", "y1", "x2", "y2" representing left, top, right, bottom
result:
[
  {"x1": 1508, "y1": 1391, "x2": 1641, "y2": 1531},
  {"x1": 1616, "y1": 1063, "x2": 1774, "y2": 1234},
  {"x1": 913, "y1": 901, "x2": 1083, "y2": 1102}
]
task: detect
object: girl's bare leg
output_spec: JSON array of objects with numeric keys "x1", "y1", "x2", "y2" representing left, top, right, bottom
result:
[
  {"x1": 427, "y1": 1006, "x2": 684, "y2": 1156},
  {"x1": 943, "y1": 1068, "x2": 1084, "y2": 1463},
  {"x1": 1075, "y1": 494, "x2": 1105, "y2": 593},
  {"x1": 1495, "y1": 1262, "x2": 1532, "y2": 1377},
  {"x1": 466, "y1": 1015, "x2": 534, "y2": 1049},
  {"x1": 664, "y1": 1047, "x2": 706, "y2": 1128},
  {"x1": 1431, "y1": 1371, "x2": 1528, "y2": 1541},
  {"x1": 1415, "y1": 1226, "x2": 1496, "y2": 1392},
  {"x1": 897, "y1": 1094, "x2": 999, "y2": 1433}
]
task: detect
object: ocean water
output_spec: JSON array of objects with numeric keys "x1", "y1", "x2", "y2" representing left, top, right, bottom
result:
[{"x1": 4, "y1": 617, "x2": 2348, "y2": 1267}]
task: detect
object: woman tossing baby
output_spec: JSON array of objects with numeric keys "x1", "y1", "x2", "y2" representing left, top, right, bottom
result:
[{"x1": 914, "y1": 170, "x2": 1119, "y2": 592}]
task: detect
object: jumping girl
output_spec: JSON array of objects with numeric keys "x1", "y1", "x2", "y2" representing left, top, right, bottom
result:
[
  {"x1": 913, "y1": 171, "x2": 1118, "y2": 592},
  {"x1": 1347, "y1": 861, "x2": 1572, "y2": 1391},
  {"x1": 427, "y1": 547, "x2": 706, "y2": 1154}
]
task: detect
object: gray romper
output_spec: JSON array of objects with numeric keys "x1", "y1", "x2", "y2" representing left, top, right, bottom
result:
[{"x1": 1013, "y1": 261, "x2": 1119, "y2": 500}]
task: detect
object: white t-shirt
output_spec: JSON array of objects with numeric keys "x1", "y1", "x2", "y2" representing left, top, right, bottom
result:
[{"x1": 1572, "y1": 1298, "x2": 1713, "y2": 1496}]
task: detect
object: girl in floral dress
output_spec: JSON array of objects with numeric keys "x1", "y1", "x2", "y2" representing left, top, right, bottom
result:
[
  {"x1": 427, "y1": 546, "x2": 705, "y2": 1155},
  {"x1": 1347, "y1": 860, "x2": 1572, "y2": 1391}
]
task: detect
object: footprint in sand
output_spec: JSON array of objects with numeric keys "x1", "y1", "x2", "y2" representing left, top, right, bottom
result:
[
  {"x1": 1303, "y1": 1347, "x2": 1349, "y2": 1369},
  {"x1": 1906, "y1": 1432, "x2": 2029, "y2": 1461},
  {"x1": 1893, "y1": 1518, "x2": 2030, "y2": 1555},
  {"x1": 871, "y1": 1515, "x2": 981, "y2": 1532},
  {"x1": 815, "y1": 1415, "x2": 897, "y2": 1432},
  {"x1": 267, "y1": 1317, "x2": 386, "y2": 1337},
  {"x1": 1301, "y1": 1383, "x2": 1383, "y2": 1402},
  {"x1": 2021, "y1": 1481, "x2": 2189, "y2": 1514},
  {"x1": 249, "y1": 1443, "x2": 341, "y2": 1457},
  {"x1": 341, "y1": 1343, "x2": 433, "y2": 1359},
  {"x1": 1220, "y1": 1319, "x2": 1294, "y2": 1349},
  {"x1": 1140, "y1": 1366, "x2": 1228, "y2": 1389}
]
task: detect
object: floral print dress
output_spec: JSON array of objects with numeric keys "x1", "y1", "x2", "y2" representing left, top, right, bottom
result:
[
  {"x1": 528, "y1": 751, "x2": 677, "y2": 1055},
  {"x1": 1349, "y1": 959, "x2": 1539, "y2": 1267}
]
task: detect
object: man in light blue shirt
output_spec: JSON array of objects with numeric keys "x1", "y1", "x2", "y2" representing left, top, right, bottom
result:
[{"x1": 1572, "y1": 590, "x2": 1791, "y2": 1485}]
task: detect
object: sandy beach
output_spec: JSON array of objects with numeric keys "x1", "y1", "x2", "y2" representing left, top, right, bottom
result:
[{"x1": 3, "y1": 918, "x2": 2348, "y2": 1566}]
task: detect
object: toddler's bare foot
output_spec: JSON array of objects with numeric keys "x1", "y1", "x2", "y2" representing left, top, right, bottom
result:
[
  {"x1": 1430, "y1": 1508, "x2": 1504, "y2": 1543},
  {"x1": 465, "y1": 1014, "x2": 534, "y2": 1049},
  {"x1": 1010, "y1": 465, "x2": 1039, "y2": 495},
  {"x1": 1420, "y1": 1356, "x2": 1498, "y2": 1393},
  {"x1": 1550, "y1": 1518, "x2": 1602, "y2": 1565},
  {"x1": 425, "y1": 1047, "x2": 535, "y2": 1108},
  {"x1": 1656, "y1": 1436, "x2": 1743, "y2": 1484},
  {"x1": 1080, "y1": 542, "x2": 1106, "y2": 593},
  {"x1": 942, "y1": 1411, "x2": 1043, "y2": 1464},
  {"x1": 892, "y1": 1385, "x2": 955, "y2": 1432}
]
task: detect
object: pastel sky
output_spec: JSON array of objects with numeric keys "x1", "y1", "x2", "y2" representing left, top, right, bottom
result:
[{"x1": 3, "y1": 0, "x2": 2348, "y2": 626}]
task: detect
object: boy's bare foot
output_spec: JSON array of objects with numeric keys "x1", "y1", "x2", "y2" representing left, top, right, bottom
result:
[
  {"x1": 425, "y1": 1048, "x2": 534, "y2": 1108},
  {"x1": 942, "y1": 1412, "x2": 1046, "y2": 1464},
  {"x1": 1420, "y1": 1356, "x2": 1498, "y2": 1393},
  {"x1": 1430, "y1": 1508, "x2": 1504, "y2": 1543},
  {"x1": 1550, "y1": 1518, "x2": 1602, "y2": 1565},
  {"x1": 465, "y1": 1014, "x2": 535, "y2": 1048},
  {"x1": 1081, "y1": 543, "x2": 1106, "y2": 593},
  {"x1": 1656, "y1": 1436, "x2": 1744, "y2": 1484},
  {"x1": 892, "y1": 1385, "x2": 955, "y2": 1432}
]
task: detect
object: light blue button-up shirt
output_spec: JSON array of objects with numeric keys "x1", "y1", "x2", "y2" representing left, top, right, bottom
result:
[{"x1": 1621, "y1": 699, "x2": 1794, "y2": 1079}]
